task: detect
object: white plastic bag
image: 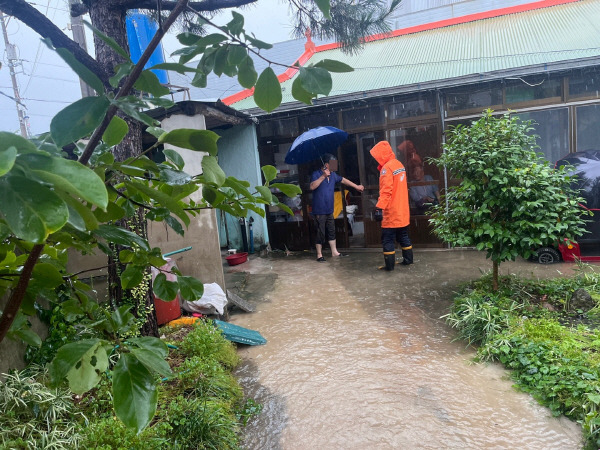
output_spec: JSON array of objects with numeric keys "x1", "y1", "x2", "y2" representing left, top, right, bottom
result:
[{"x1": 181, "y1": 282, "x2": 228, "y2": 315}]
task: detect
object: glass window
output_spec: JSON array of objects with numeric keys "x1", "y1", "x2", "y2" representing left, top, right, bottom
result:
[
  {"x1": 569, "y1": 68, "x2": 600, "y2": 100},
  {"x1": 516, "y1": 108, "x2": 569, "y2": 163},
  {"x1": 505, "y1": 76, "x2": 561, "y2": 104},
  {"x1": 299, "y1": 111, "x2": 339, "y2": 131},
  {"x1": 388, "y1": 94, "x2": 436, "y2": 120},
  {"x1": 445, "y1": 82, "x2": 502, "y2": 112},
  {"x1": 342, "y1": 105, "x2": 384, "y2": 130},
  {"x1": 576, "y1": 104, "x2": 600, "y2": 152}
]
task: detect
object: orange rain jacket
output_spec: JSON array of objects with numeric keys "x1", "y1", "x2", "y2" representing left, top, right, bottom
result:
[{"x1": 370, "y1": 141, "x2": 410, "y2": 228}]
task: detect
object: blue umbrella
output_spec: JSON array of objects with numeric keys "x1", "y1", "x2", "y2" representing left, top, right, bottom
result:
[{"x1": 284, "y1": 126, "x2": 349, "y2": 165}]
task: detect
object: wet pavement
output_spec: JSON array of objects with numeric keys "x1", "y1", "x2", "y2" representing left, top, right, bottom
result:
[{"x1": 224, "y1": 249, "x2": 584, "y2": 449}]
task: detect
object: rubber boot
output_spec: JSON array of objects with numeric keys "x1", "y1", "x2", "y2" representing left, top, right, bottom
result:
[
  {"x1": 384, "y1": 252, "x2": 396, "y2": 271},
  {"x1": 401, "y1": 248, "x2": 413, "y2": 265}
]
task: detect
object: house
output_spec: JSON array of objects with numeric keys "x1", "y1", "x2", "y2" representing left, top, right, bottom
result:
[{"x1": 222, "y1": 0, "x2": 600, "y2": 251}]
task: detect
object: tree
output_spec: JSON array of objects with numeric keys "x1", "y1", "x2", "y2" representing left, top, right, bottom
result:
[
  {"x1": 430, "y1": 110, "x2": 588, "y2": 291},
  {"x1": 0, "y1": 0, "x2": 398, "y2": 432}
]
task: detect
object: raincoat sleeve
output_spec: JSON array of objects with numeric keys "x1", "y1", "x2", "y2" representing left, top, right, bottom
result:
[{"x1": 376, "y1": 165, "x2": 393, "y2": 210}]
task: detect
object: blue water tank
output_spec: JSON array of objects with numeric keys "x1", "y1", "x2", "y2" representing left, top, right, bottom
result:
[{"x1": 126, "y1": 11, "x2": 169, "y2": 85}]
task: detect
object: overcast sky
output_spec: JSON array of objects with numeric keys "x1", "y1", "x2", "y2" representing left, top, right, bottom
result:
[{"x1": 0, "y1": 0, "x2": 294, "y2": 135}]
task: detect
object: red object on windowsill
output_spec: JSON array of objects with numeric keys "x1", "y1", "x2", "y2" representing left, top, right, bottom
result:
[{"x1": 225, "y1": 252, "x2": 248, "y2": 266}]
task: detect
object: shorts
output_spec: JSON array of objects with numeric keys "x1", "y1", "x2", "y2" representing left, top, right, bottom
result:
[{"x1": 313, "y1": 214, "x2": 336, "y2": 244}]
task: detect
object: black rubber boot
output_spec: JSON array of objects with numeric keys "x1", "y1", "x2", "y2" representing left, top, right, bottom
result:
[
  {"x1": 401, "y1": 248, "x2": 413, "y2": 265},
  {"x1": 384, "y1": 253, "x2": 396, "y2": 271}
]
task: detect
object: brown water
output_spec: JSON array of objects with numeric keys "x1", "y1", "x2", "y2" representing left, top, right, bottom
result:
[{"x1": 228, "y1": 250, "x2": 583, "y2": 449}]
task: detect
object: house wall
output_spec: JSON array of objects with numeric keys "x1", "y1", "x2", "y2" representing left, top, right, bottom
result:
[
  {"x1": 149, "y1": 113, "x2": 226, "y2": 290},
  {"x1": 215, "y1": 124, "x2": 269, "y2": 252}
]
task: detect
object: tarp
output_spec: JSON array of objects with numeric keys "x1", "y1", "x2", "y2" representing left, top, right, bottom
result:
[{"x1": 214, "y1": 320, "x2": 267, "y2": 346}]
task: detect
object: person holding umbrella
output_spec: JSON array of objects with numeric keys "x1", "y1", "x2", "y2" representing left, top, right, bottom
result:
[
  {"x1": 310, "y1": 153, "x2": 364, "y2": 262},
  {"x1": 370, "y1": 140, "x2": 413, "y2": 270}
]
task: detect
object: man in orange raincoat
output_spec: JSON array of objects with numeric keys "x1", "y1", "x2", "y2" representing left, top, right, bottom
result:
[{"x1": 370, "y1": 141, "x2": 413, "y2": 270}]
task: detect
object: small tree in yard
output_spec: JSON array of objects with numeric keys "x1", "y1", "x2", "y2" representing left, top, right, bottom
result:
[{"x1": 430, "y1": 109, "x2": 588, "y2": 291}]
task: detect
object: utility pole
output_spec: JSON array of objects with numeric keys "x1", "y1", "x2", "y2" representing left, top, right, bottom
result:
[
  {"x1": 68, "y1": 0, "x2": 95, "y2": 97},
  {"x1": 0, "y1": 11, "x2": 29, "y2": 137}
]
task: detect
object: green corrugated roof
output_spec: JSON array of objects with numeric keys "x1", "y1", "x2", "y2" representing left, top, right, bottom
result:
[{"x1": 231, "y1": 0, "x2": 600, "y2": 111}]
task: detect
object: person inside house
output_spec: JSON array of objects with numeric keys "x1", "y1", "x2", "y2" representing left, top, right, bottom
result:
[
  {"x1": 409, "y1": 165, "x2": 440, "y2": 214},
  {"x1": 370, "y1": 141, "x2": 413, "y2": 270},
  {"x1": 310, "y1": 153, "x2": 364, "y2": 262},
  {"x1": 397, "y1": 139, "x2": 423, "y2": 182}
]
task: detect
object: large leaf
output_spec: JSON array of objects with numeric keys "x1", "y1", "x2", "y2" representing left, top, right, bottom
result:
[
  {"x1": 54, "y1": 46, "x2": 105, "y2": 94},
  {"x1": 178, "y1": 276, "x2": 204, "y2": 301},
  {"x1": 112, "y1": 353, "x2": 158, "y2": 432},
  {"x1": 162, "y1": 149, "x2": 184, "y2": 170},
  {"x1": 121, "y1": 265, "x2": 145, "y2": 289},
  {"x1": 127, "y1": 336, "x2": 169, "y2": 358},
  {"x1": 0, "y1": 132, "x2": 38, "y2": 154},
  {"x1": 202, "y1": 156, "x2": 226, "y2": 186},
  {"x1": 314, "y1": 0, "x2": 331, "y2": 18},
  {"x1": 84, "y1": 20, "x2": 130, "y2": 59},
  {"x1": 153, "y1": 272, "x2": 179, "y2": 302},
  {"x1": 103, "y1": 116, "x2": 129, "y2": 147},
  {"x1": 49, "y1": 338, "x2": 102, "y2": 385},
  {"x1": 115, "y1": 97, "x2": 159, "y2": 127},
  {"x1": 0, "y1": 146, "x2": 17, "y2": 177},
  {"x1": 94, "y1": 224, "x2": 150, "y2": 250},
  {"x1": 66, "y1": 341, "x2": 109, "y2": 394},
  {"x1": 130, "y1": 348, "x2": 172, "y2": 377},
  {"x1": 314, "y1": 59, "x2": 354, "y2": 73},
  {"x1": 254, "y1": 67, "x2": 282, "y2": 112},
  {"x1": 262, "y1": 165, "x2": 277, "y2": 183},
  {"x1": 292, "y1": 76, "x2": 316, "y2": 105},
  {"x1": 298, "y1": 67, "x2": 332, "y2": 96},
  {"x1": 271, "y1": 183, "x2": 302, "y2": 197},
  {"x1": 51, "y1": 96, "x2": 110, "y2": 147},
  {"x1": 20, "y1": 154, "x2": 108, "y2": 208},
  {"x1": 0, "y1": 175, "x2": 68, "y2": 243},
  {"x1": 237, "y1": 55, "x2": 258, "y2": 89},
  {"x1": 125, "y1": 180, "x2": 190, "y2": 227},
  {"x1": 134, "y1": 70, "x2": 170, "y2": 97},
  {"x1": 32, "y1": 263, "x2": 64, "y2": 288},
  {"x1": 158, "y1": 129, "x2": 219, "y2": 155},
  {"x1": 255, "y1": 185, "x2": 273, "y2": 203}
]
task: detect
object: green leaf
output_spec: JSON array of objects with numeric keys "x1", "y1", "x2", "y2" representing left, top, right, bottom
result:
[
  {"x1": 127, "y1": 336, "x2": 169, "y2": 358},
  {"x1": 94, "y1": 224, "x2": 150, "y2": 250},
  {"x1": 262, "y1": 165, "x2": 278, "y2": 183},
  {"x1": 314, "y1": 0, "x2": 331, "y2": 18},
  {"x1": 298, "y1": 66, "x2": 332, "y2": 96},
  {"x1": 254, "y1": 67, "x2": 282, "y2": 112},
  {"x1": 0, "y1": 175, "x2": 68, "y2": 243},
  {"x1": 121, "y1": 265, "x2": 145, "y2": 289},
  {"x1": 227, "y1": 11, "x2": 245, "y2": 36},
  {"x1": 0, "y1": 146, "x2": 17, "y2": 177},
  {"x1": 164, "y1": 216, "x2": 184, "y2": 236},
  {"x1": 115, "y1": 97, "x2": 159, "y2": 127},
  {"x1": 110, "y1": 62, "x2": 135, "y2": 88},
  {"x1": 255, "y1": 185, "x2": 273, "y2": 203},
  {"x1": 0, "y1": 132, "x2": 38, "y2": 154},
  {"x1": 199, "y1": 33, "x2": 228, "y2": 46},
  {"x1": 314, "y1": 59, "x2": 354, "y2": 73},
  {"x1": 20, "y1": 154, "x2": 108, "y2": 208},
  {"x1": 12, "y1": 328, "x2": 42, "y2": 347},
  {"x1": 134, "y1": 70, "x2": 170, "y2": 97},
  {"x1": 292, "y1": 76, "x2": 315, "y2": 105},
  {"x1": 162, "y1": 149, "x2": 184, "y2": 170},
  {"x1": 67, "y1": 341, "x2": 109, "y2": 394},
  {"x1": 130, "y1": 348, "x2": 172, "y2": 377},
  {"x1": 178, "y1": 276, "x2": 204, "y2": 301},
  {"x1": 227, "y1": 44, "x2": 248, "y2": 65},
  {"x1": 125, "y1": 180, "x2": 190, "y2": 227},
  {"x1": 93, "y1": 201, "x2": 125, "y2": 222},
  {"x1": 153, "y1": 273, "x2": 179, "y2": 302},
  {"x1": 112, "y1": 353, "x2": 158, "y2": 432},
  {"x1": 246, "y1": 36, "x2": 273, "y2": 50},
  {"x1": 32, "y1": 263, "x2": 64, "y2": 288},
  {"x1": 84, "y1": 20, "x2": 130, "y2": 59},
  {"x1": 103, "y1": 116, "x2": 129, "y2": 147},
  {"x1": 54, "y1": 46, "x2": 105, "y2": 94},
  {"x1": 49, "y1": 338, "x2": 102, "y2": 384},
  {"x1": 51, "y1": 96, "x2": 110, "y2": 147},
  {"x1": 237, "y1": 55, "x2": 258, "y2": 89},
  {"x1": 176, "y1": 32, "x2": 202, "y2": 46},
  {"x1": 202, "y1": 156, "x2": 226, "y2": 186},
  {"x1": 191, "y1": 71, "x2": 208, "y2": 88},
  {"x1": 158, "y1": 129, "x2": 219, "y2": 155},
  {"x1": 148, "y1": 62, "x2": 200, "y2": 74},
  {"x1": 271, "y1": 183, "x2": 302, "y2": 197}
]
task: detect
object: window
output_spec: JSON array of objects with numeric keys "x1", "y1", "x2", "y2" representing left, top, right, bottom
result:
[
  {"x1": 388, "y1": 94, "x2": 436, "y2": 120},
  {"x1": 299, "y1": 111, "x2": 339, "y2": 131},
  {"x1": 445, "y1": 82, "x2": 502, "y2": 113},
  {"x1": 516, "y1": 108, "x2": 569, "y2": 163},
  {"x1": 569, "y1": 68, "x2": 600, "y2": 100},
  {"x1": 342, "y1": 105, "x2": 384, "y2": 130},
  {"x1": 576, "y1": 104, "x2": 600, "y2": 152},
  {"x1": 505, "y1": 76, "x2": 561, "y2": 104}
]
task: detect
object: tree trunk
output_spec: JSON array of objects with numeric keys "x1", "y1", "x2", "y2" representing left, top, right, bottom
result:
[
  {"x1": 492, "y1": 261, "x2": 499, "y2": 291},
  {"x1": 89, "y1": 0, "x2": 159, "y2": 337}
]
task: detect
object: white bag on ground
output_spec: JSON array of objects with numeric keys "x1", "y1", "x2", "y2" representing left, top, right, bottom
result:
[{"x1": 181, "y1": 282, "x2": 228, "y2": 315}]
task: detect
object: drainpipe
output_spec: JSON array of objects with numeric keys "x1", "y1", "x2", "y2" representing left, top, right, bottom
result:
[
  {"x1": 248, "y1": 217, "x2": 255, "y2": 254},
  {"x1": 240, "y1": 217, "x2": 249, "y2": 253}
]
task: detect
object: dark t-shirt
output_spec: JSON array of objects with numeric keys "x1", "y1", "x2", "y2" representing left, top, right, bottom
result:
[{"x1": 311, "y1": 170, "x2": 343, "y2": 215}]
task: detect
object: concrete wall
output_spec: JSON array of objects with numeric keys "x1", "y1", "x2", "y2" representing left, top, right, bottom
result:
[
  {"x1": 215, "y1": 124, "x2": 269, "y2": 252},
  {"x1": 149, "y1": 113, "x2": 225, "y2": 289}
]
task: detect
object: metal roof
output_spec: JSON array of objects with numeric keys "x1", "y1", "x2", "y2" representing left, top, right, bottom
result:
[{"x1": 229, "y1": 0, "x2": 600, "y2": 113}]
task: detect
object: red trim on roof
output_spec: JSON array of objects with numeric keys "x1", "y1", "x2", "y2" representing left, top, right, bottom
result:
[{"x1": 222, "y1": 0, "x2": 580, "y2": 106}]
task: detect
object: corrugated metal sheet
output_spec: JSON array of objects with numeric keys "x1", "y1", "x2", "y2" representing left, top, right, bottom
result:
[{"x1": 232, "y1": 0, "x2": 600, "y2": 111}]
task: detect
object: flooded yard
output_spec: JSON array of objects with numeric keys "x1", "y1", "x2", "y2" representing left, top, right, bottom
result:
[{"x1": 227, "y1": 250, "x2": 583, "y2": 449}]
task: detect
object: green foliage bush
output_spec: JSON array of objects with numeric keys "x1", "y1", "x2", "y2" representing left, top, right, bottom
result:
[
  {"x1": 177, "y1": 320, "x2": 241, "y2": 369},
  {"x1": 446, "y1": 271, "x2": 600, "y2": 448}
]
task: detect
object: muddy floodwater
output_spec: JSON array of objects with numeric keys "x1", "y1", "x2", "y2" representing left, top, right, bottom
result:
[{"x1": 226, "y1": 250, "x2": 583, "y2": 449}]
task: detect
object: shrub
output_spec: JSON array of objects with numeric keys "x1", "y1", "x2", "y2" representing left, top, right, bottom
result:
[{"x1": 177, "y1": 320, "x2": 240, "y2": 369}]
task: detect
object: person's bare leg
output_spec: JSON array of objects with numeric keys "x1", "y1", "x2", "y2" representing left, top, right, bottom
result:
[
  {"x1": 329, "y1": 239, "x2": 341, "y2": 257},
  {"x1": 316, "y1": 243, "x2": 323, "y2": 259}
]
